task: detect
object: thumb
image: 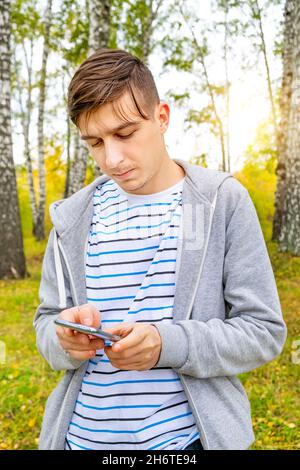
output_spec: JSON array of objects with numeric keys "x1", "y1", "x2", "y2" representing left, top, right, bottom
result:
[
  {"x1": 104, "y1": 322, "x2": 133, "y2": 337},
  {"x1": 104, "y1": 322, "x2": 135, "y2": 351}
]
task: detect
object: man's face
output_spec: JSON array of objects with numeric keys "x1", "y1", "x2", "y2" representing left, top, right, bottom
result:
[{"x1": 78, "y1": 91, "x2": 170, "y2": 194}]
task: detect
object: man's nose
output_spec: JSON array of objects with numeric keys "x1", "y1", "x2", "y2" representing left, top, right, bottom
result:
[{"x1": 104, "y1": 140, "x2": 125, "y2": 169}]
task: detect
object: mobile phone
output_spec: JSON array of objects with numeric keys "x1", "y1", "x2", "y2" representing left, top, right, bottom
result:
[{"x1": 54, "y1": 318, "x2": 121, "y2": 342}]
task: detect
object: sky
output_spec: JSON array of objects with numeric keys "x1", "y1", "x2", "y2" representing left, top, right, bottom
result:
[{"x1": 12, "y1": 0, "x2": 284, "y2": 174}]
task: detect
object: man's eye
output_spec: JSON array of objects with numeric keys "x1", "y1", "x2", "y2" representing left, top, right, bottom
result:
[
  {"x1": 91, "y1": 140, "x2": 103, "y2": 148},
  {"x1": 117, "y1": 132, "x2": 135, "y2": 140},
  {"x1": 91, "y1": 132, "x2": 135, "y2": 148}
]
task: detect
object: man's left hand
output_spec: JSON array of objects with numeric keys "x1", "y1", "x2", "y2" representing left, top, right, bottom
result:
[{"x1": 104, "y1": 322, "x2": 162, "y2": 371}]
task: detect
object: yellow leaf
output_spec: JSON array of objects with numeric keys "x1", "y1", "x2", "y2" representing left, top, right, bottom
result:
[{"x1": 28, "y1": 418, "x2": 36, "y2": 428}]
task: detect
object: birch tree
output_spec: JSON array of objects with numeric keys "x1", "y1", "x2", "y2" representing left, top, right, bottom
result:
[
  {"x1": 67, "y1": 0, "x2": 112, "y2": 194},
  {"x1": 12, "y1": 0, "x2": 42, "y2": 239},
  {"x1": 0, "y1": 0, "x2": 26, "y2": 279},
  {"x1": 272, "y1": 0, "x2": 294, "y2": 241},
  {"x1": 66, "y1": 0, "x2": 166, "y2": 195},
  {"x1": 122, "y1": 0, "x2": 166, "y2": 65},
  {"x1": 277, "y1": 0, "x2": 300, "y2": 255},
  {"x1": 34, "y1": 0, "x2": 53, "y2": 240}
]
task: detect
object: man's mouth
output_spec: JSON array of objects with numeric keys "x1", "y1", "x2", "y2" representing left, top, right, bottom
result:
[{"x1": 114, "y1": 169, "x2": 135, "y2": 178}]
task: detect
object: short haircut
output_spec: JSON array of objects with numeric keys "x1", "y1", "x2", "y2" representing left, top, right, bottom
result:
[{"x1": 67, "y1": 48, "x2": 160, "y2": 129}]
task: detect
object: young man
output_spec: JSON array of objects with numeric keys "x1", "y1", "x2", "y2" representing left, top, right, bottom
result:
[{"x1": 33, "y1": 48, "x2": 287, "y2": 451}]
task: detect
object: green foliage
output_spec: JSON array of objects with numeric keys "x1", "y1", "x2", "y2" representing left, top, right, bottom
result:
[
  {"x1": 185, "y1": 104, "x2": 221, "y2": 139},
  {"x1": 120, "y1": 0, "x2": 169, "y2": 60},
  {"x1": 11, "y1": 0, "x2": 43, "y2": 42},
  {"x1": 189, "y1": 154, "x2": 208, "y2": 168},
  {"x1": 234, "y1": 119, "x2": 277, "y2": 241},
  {"x1": 235, "y1": 159, "x2": 276, "y2": 241},
  {"x1": 52, "y1": 0, "x2": 89, "y2": 65},
  {"x1": 162, "y1": 36, "x2": 196, "y2": 72},
  {"x1": 166, "y1": 91, "x2": 190, "y2": 107}
]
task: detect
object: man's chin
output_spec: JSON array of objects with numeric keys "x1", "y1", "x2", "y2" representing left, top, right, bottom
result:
[{"x1": 118, "y1": 178, "x2": 149, "y2": 195}]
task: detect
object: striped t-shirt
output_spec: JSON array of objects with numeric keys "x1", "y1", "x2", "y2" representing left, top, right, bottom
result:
[{"x1": 65, "y1": 177, "x2": 200, "y2": 450}]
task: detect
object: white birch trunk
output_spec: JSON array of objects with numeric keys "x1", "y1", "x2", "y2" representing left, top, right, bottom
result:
[
  {"x1": 278, "y1": 0, "x2": 300, "y2": 255},
  {"x1": 272, "y1": 0, "x2": 294, "y2": 241},
  {"x1": 34, "y1": 0, "x2": 53, "y2": 240},
  {"x1": 0, "y1": 0, "x2": 26, "y2": 279}
]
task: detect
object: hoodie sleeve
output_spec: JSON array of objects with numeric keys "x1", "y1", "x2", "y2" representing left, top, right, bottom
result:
[
  {"x1": 154, "y1": 180, "x2": 288, "y2": 378},
  {"x1": 33, "y1": 229, "x2": 86, "y2": 371}
]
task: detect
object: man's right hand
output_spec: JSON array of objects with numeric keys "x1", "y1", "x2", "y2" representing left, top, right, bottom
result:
[{"x1": 55, "y1": 304, "x2": 105, "y2": 361}]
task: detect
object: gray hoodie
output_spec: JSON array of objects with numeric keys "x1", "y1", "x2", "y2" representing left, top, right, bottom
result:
[{"x1": 33, "y1": 158, "x2": 287, "y2": 450}]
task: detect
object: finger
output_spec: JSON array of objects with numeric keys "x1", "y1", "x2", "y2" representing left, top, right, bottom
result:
[
  {"x1": 110, "y1": 326, "x2": 144, "y2": 353},
  {"x1": 57, "y1": 325, "x2": 89, "y2": 345},
  {"x1": 76, "y1": 304, "x2": 101, "y2": 329},
  {"x1": 59, "y1": 304, "x2": 101, "y2": 330},
  {"x1": 105, "y1": 343, "x2": 141, "y2": 361},
  {"x1": 110, "y1": 360, "x2": 143, "y2": 370},
  {"x1": 89, "y1": 337, "x2": 105, "y2": 350},
  {"x1": 61, "y1": 335, "x2": 105, "y2": 351},
  {"x1": 66, "y1": 349, "x2": 96, "y2": 361}
]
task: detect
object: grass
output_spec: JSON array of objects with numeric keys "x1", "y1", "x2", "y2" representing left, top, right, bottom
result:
[
  {"x1": 0, "y1": 166, "x2": 299, "y2": 450},
  {"x1": 238, "y1": 241, "x2": 300, "y2": 449}
]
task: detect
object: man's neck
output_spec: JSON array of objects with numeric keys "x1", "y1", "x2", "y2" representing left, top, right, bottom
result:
[{"x1": 141, "y1": 158, "x2": 185, "y2": 195}]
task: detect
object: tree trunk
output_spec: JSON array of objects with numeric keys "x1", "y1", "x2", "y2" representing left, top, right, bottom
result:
[
  {"x1": 34, "y1": 0, "x2": 53, "y2": 240},
  {"x1": 277, "y1": 0, "x2": 300, "y2": 255},
  {"x1": 0, "y1": 0, "x2": 26, "y2": 279},
  {"x1": 224, "y1": 4, "x2": 231, "y2": 173},
  {"x1": 88, "y1": 0, "x2": 111, "y2": 54},
  {"x1": 272, "y1": 0, "x2": 294, "y2": 242},
  {"x1": 89, "y1": 0, "x2": 111, "y2": 180},
  {"x1": 67, "y1": 0, "x2": 111, "y2": 195},
  {"x1": 15, "y1": 40, "x2": 39, "y2": 235},
  {"x1": 64, "y1": 106, "x2": 72, "y2": 199},
  {"x1": 140, "y1": 0, "x2": 165, "y2": 65},
  {"x1": 67, "y1": 131, "x2": 88, "y2": 196}
]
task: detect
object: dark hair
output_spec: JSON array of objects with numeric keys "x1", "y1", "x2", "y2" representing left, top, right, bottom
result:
[{"x1": 67, "y1": 48, "x2": 160, "y2": 128}]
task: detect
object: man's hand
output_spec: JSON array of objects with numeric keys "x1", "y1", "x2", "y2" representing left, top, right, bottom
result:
[
  {"x1": 55, "y1": 304, "x2": 105, "y2": 361},
  {"x1": 104, "y1": 322, "x2": 162, "y2": 371}
]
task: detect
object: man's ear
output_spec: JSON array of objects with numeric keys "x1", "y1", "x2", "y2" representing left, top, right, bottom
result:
[{"x1": 158, "y1": 101, "x2": 170, "y2": 134}]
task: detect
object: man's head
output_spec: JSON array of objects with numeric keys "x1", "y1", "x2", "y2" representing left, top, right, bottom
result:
[{"x1": 67, "y1": 48, "x2": 181, "y2": 195}]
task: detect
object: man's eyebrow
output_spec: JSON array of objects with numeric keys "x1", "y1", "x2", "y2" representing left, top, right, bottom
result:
[{"x1": 80, "y1": 121, "x2": 141, "y2": 140}]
